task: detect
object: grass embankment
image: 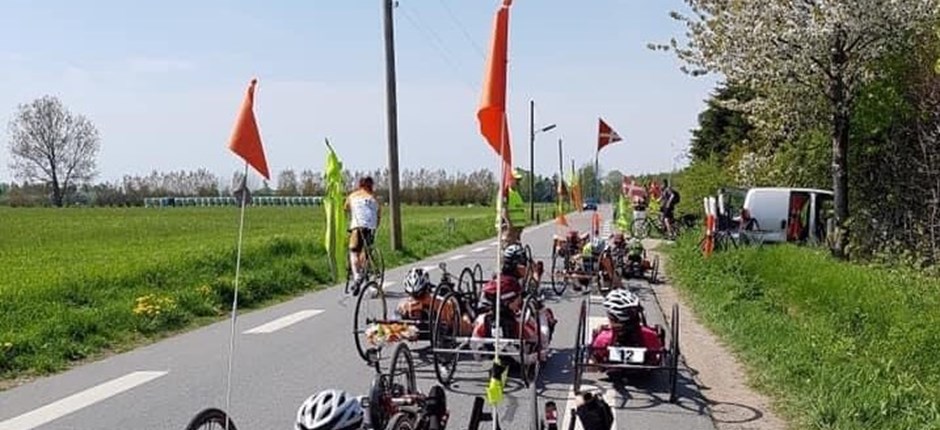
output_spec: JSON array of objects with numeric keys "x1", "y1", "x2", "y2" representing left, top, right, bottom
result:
[
  {"x1": 667, "y1": 238, "x2": 940, "y2": 429},
  {"x1": 0, "y1": 205, "x2": 493, "y2": 382}
]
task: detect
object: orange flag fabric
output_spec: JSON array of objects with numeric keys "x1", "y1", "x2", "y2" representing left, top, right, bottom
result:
[
  {"x1": 597, "y1": 118, "x2": 623, "y2": 151},
  {"x1": 478, "y1": 0, "x2": 513, "y2": 188},
  {"x1": 228, "y1": 79, "x2": 270, "y2": 180}
]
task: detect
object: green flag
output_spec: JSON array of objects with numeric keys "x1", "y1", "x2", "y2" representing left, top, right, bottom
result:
[
  {"x1": 617, "y1": 194, "x2": 630, "y2": 232},
  {"x1": 323, "y1": 140, "x2": 346, "y2": 283}
]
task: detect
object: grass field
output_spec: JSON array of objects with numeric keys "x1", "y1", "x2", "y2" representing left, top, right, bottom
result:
[
  {"x1": 0, "y1": 205, "x2": 494, "y2": 381},
  {"x1": 667, "y1": 237, "x2": 940, "y2": 429}
]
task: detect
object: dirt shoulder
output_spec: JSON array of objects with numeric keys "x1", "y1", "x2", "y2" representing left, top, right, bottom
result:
[{"x1": 647, "y1": 239, "x2": 788, "y2": 430}]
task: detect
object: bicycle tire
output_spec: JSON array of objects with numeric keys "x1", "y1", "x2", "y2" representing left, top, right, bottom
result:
[
  {"x1": 354, "y1": 281, "x2": 388, "y2": 362},
  {"x1": 389, "y1": 343, "x2": 417, "y2": 396},
  {"x1": 572, "y1": 300, "x2": 587, "y2": 394},
  {"x1": 184, "y1": 408, "x2": 237, "y2": 430},
  {"x1": 385, "y1": 412, "x2": 416, "y2": 430},
  {"x1": 370, "y1": 246, "x2": 386, "y2": 288},
  {"x1": 550, "y1": 250, "x2": 566, "y2": 296},
  {"x1": 520, "y1": 297, "x2": 543, "y2": 387},
  {"x1": 431, "y1": 292, "x2": 462, "y2": 386}
]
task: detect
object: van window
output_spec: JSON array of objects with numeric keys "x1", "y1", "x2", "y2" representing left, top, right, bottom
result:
[{"x1": 815, "y1": 194, "x2": 835, "y2": 242}]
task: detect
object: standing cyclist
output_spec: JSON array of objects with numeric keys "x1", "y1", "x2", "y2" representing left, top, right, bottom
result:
[
  {"x1": 345, "y1": 176, "x2": 381, "y2": 290},
  {"x1": 660, "y1": 179, "x2": 680, "y2": 240}
]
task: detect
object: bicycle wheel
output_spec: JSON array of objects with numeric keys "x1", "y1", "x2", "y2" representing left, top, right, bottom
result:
[
  {"x1": 185, "y1": 408, "x2": 237, "y2": 430},
  {"x1": 572, "y1": 300, "x2": 587, "y2": 394},
  {"x1": 631, "y1": 218, "x2": 649, "y2": 238},
  {"x1": 431, "y1": 292, "x2": 462, "y2": 386},
  {"x1": 384, "y1": 412, "x2": 416, "y2": 430},
  {"x1": 457, "y1": 267, "x2": 475, "y2": 297},
  {"x1": 668, "y1": 303, "x2": 680, "y2": 403},
  {"x1": 519, "y1": 297, "x2": 543, "y2": 387},
  {"x1": 369, "y1": 246, "x2": 386, "y2": 287},
  {"x1": 550, "y1": 249, "x2": 566, "y2": 296},
  {"x1": 389, "y1": 343, "x2": 417, "y2": 396},
  {"x1": 354, "y1": 281, "x2": 388, "y2": 362}
]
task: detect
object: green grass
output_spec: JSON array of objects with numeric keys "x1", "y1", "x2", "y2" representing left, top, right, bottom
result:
[
  {"x1": 0, "y1": 205, "x2": 494, "y2": 382},
  {"x1": 667, "y1": 237, "x2": 940, "y2": 429}
]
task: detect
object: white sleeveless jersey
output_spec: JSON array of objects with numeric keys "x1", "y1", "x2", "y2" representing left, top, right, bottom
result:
[{"x1": 347, "y1": 190, "x2": 378, "y2": 230}]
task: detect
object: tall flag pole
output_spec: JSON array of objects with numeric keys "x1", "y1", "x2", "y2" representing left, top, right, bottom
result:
[
  {"x1": 596, "y1": 117, "x2": 622, "y2": 203},
  {"x1": 477, "y1": 1, "x2": 513, "y2": 423},
  {"x1": 223, "y1": 78, "x2": 270, "y2": 430}
]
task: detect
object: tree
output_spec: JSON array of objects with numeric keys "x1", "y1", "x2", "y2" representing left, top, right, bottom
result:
[
  {"x1": 7, "y1": 96, "x2": 101, "y2": 207},
  {"x1": 690, "y1": 83, "x2": 755, "y2": 163},
  {"x1": 657, "y1": 0, "x2": 937, "y2": 257},
  {"x1": 277, "y1": 169, "x2": 299, "y2": 196}
]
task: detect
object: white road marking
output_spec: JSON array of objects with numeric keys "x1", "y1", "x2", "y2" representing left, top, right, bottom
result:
[
  {"x1": 421, "y1": 265, "x2": 438, "y2": 273},
  {"x1": 244, "y1": 310, "x2": 324, "y2": 334},
  {"x1": 471, "y1": 247, "x2": 488, "y2": 253},
  {"x1": 448, "y1": 254, "x2": 466, "y2": 261},
  {"x1": 0, "y1": 371, "x2": 167, "y2": 430},
  {"x1": 382, "y1": 281, "x2": 395, "y2": 289},
  {"x1": 489, "y1": 241, "x2": 499, "y2": 246},
  {"x1": 562, "y1": 316, "x2": 617, "y2": 430}
]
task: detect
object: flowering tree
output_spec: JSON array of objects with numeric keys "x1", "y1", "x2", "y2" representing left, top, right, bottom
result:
[{"x1": 656, "y1": 0, "x2": 938, "y2": 257}]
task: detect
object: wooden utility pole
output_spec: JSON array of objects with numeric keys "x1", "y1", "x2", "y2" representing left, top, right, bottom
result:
[{"x1": 383, "y1": 0, "x2": 403, "y2": 250}]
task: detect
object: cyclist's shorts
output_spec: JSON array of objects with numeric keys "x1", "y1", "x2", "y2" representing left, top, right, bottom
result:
[{"x1": 349, "y1": 227, "x2": 375, "y2": 252}]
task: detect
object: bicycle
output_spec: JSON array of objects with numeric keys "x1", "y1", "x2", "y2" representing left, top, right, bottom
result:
[
  {"x1": 631, "y1": 211, "x2": 678, "y2": 240},
  {"x1": 184, "y1": 408, "x2": 237, "y2": 430},
  {"x1": 345, "y1": 229, "x2": 385, "y2": 296}
]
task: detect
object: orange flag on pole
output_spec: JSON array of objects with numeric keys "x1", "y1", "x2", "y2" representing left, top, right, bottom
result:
[
  {"x1": 228, "y1": 79, "x2": 270, "y2": 180},
  {"x1": 478, "y1": 0, "x2": 513, "y2": 188}
]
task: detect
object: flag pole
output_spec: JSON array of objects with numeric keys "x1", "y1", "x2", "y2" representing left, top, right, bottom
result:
[{"x1": 224, "y1": 162, "x2": 249, "y2": 430}]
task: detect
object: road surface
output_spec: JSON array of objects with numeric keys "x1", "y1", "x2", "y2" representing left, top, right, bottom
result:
[{"x1": 0, "y1": 206, "x2": 715, "y2": 429}]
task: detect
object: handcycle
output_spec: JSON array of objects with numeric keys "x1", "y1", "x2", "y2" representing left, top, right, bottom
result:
[
  {"x1": 610, "y1": 238, "x2": 660, "y2": 284},
  {"x1": 183, "y1": 343, "x2": 495, "y2": 430},
  {"x1": 571, "y1": 298, "x2": 680, "y2": 403},
  {"x1": 352, "y1": 263, "x2": 479, "y2": 363},
  {"x1": 345, "y1": 230, "x2": 386, "y2": 297}
]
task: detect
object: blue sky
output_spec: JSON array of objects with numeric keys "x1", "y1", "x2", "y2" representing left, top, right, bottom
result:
[{"x1": 0, "y1": 0, "x2": 719, "y2": 185}]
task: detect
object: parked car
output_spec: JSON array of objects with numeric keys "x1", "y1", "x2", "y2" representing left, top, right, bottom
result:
[
  {"x1": 582, "y1": 199, "x2": 598, "y2": 211},
  {"x1": 741, "y1": 187, "x2": 833, "y2": 244}
]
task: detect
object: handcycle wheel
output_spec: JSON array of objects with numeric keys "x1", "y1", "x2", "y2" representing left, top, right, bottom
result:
[
  {"x1": 550, "y1": 247, "x2": 567, "y2": 296},
  {"x1": 389, "y1": 342, "x2": 417, "y2": 396},
  {"x1": 519, "y1": 297, "x2": 543, "y2": 387},
  {"x1": 649, "y1": 255, "x2": 660, "y2": 285},
  {"x1": 385, "y1": 412, "x2": 416, "y2": 430},
  {"x1": 431, "y1": 292, "x2": 463, "y2": 386},
  {"x1": 354, "y1": 281, "x2": 388, "y2": 362},
  {"x1": 668, "y1": 303, "x2": 680, "y2": 403},
  {"x1": 473, "y1": 263, "x2": 485, "y2": 301},
  {"x1": 458, "y1": 267, "x2": 476, "y2": 297},
  {"x1": 572, "y1": 300, "x2": 587, "y2": 394},
  {"x1": 185, "y1": 408, "x2": 237, "y2": 430}
]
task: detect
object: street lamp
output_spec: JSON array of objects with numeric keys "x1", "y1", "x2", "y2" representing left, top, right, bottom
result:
[{"x1": 529, "y1": 99, "x2": 557, "y2": 222}]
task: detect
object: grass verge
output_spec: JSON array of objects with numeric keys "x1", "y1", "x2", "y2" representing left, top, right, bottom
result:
[
  {"x1": 667, "y1": 237, "x2": 940, "y2": 429},
  {"x1": 1, "y1": 205, "x2": 494, "y2": 383}
]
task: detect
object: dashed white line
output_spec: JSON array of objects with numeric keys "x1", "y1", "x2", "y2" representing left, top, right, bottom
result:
[
  {"x1": 421, "y1": 265, "x2": 438, "y2": 273},
  {"x1": 489, "y1": 241, "x2": 499, "y2": 246},
  {"x1": 382, "y1": 281, "x2": 395, "y2": 289},
  {"x1": 448, "y1": 254, "x2": 466, "y2": 261},
  {"x1": 471, "y1": 247, "x2": 489, "y2": 253},
  {"x1": 0, "y1": 371, "x2": 168, "y2": 430},
  {"x1": 244, "y1": 310, "x2": 324, "y2": 334}
]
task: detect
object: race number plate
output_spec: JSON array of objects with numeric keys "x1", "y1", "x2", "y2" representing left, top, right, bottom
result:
[{"x1": 608, "y1": 347, "x2": 646, "y2": 364}]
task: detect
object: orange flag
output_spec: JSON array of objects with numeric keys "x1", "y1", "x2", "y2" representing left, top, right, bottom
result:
[
  {"x1": 478, "y1": 0, "x2": 513, "y2": 188},
  {"x1": 228, "y1": 79, "x2": 270, "y2": 180},
  {"x1": 556, "y1": 213, "x2": 569, "y2": 227}
]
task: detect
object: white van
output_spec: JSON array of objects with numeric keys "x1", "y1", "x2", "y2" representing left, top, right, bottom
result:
[{"x1": 741, "y1": 187, "x2": 834, "y2": 244}]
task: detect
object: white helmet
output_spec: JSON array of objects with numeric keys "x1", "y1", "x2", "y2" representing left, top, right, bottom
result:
[
  {"x1": 603, "y1": 289, "x2": 642, "y2": 324},
  {"x1": 403, "y1": 267, "x2": 431, "y2": 296},
  {"x1": 295, "y1": 389, "x2": 364, "y2": 430}
]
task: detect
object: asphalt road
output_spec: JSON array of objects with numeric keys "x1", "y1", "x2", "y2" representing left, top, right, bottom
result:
[{"x1": 0, "y1": 206, "x2": 716, "y2": 430}]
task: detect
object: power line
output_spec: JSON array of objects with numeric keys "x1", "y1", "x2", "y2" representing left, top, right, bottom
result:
[
  {"x1": 397, "y1": 3, "x2": 478, "y2": 92},
  {"x1": 436, "y1": 0, "x2": 487, "y2": 59}
]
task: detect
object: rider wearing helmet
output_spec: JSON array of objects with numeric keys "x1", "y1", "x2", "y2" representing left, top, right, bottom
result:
[
  {"x1": 590, "y1": 289, "x2": 663, "y2": 366},
  {"x1": 472, "y1": 244, "x2": 556, "y2": 359},
  {"x1": 296, "y1": 389, "x2": 364, "y2": 430},
  {"x1": 396, "y1": 267, "x2": 473, "y2": 334}
]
